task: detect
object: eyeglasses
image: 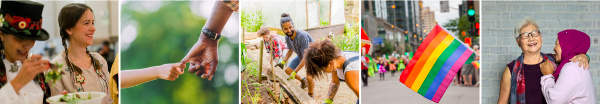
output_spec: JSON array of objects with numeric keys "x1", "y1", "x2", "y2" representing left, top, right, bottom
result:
[{"x1": 517, "y1": 30, "x2": 541, "y2": 40}]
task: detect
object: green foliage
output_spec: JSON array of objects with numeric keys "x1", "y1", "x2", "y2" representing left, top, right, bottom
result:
[
  {"x1": 120, "y1": 1, "x2": 238, "y2": 104},
  {"x1": 241, "y1": 8, "x2": 265, "y2": 32},
  {"x1": 45, "y1": 62, "x2": 64, "y2": 85},
  {"x1": 320, "y1": 19, "x2": 329, "y2": 26},
  {"x1": 443, "y1": 15, "x2": 479, "y2": 41},
  {"x1": 344, "y1": 22, "x2": 359, "y2": 36},
  {"x1": 333, "y1": 23, "x2": 360, "y2": 52},
  {"x1": 241, "y1": 43, "x2": 251, "y2": 69},
  {"x1": 380, "y1": 40, "x2": 394, "y2": 54}
]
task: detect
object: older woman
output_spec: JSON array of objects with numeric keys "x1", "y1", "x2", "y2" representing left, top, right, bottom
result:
[
  {"x1": 0, "y1": 1, "x2": 52, "y2": 103},
  {"x1": 497, "y1": 17, "x2": 589, "y2": 104}
]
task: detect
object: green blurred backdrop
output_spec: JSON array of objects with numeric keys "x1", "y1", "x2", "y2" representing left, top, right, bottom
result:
[{"x1": 120, "y1": 1, "x2": 239, "y2": 104}]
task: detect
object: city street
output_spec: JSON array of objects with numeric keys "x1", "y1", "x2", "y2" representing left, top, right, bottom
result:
[{"x1": 361, "y1": 71, "x2": 479, "y2": 104}]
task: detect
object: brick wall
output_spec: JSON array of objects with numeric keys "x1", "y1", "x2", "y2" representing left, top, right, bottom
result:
[{"x1": 481, "y1": 1, "x2": 600, "y2": 104}]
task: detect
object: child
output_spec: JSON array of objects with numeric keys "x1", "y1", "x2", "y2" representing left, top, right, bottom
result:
[
  {"x1": 378, "y1": 58, "x2": 386, "y2": 81},
  {"x1": 256, "y1": 28, "x2": 287, "y2": 67}
]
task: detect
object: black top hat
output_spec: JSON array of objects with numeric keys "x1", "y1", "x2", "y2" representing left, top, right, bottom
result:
[{"x1": 0, "y1": 1, "x2": 48, "y2": 41}]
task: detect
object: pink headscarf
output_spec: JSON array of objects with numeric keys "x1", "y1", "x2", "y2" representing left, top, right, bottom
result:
[{"x1": 554, "y1": 29, "x2": 590, "y2": 80}]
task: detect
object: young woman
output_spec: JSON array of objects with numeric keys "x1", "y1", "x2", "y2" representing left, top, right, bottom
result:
[
  {"x1": 539, "y1": 29, "x2": 596, "y2": 104},
  {"x1": 0, "y1": 1, "x2": 51, "y2": 104},
  {"x1": 49, "y1": 3, "x2": 112, "y2": 104},
  {"x1": 304, "y1": 40, "x2": 360, "y2": 104}
]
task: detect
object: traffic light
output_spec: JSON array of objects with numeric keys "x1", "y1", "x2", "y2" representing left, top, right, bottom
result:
[
  {"x1": 467, "y1": 1, "x2": 475, "y2": 22},
  {"x1": 462, "y1": 31, "x2": 466, "y2": 36},
  {"x1": 465, "y1": 37, "x2": 472, "y2": 47},
  {"x1": 475, "y1": 22, "x2": 480, "y2": 35}
]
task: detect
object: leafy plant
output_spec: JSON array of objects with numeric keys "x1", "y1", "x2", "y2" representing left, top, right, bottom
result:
[
  {"x1": 45, "y1": 62, "x2": 64, "y2": 85},
  {"x1": 320, "y1": 19, "x2": 329, "y2": 26},
  {"x1": 241, "y1": 7, "x2": 265, "y2": 32},
  {"x1": 241, "y1": 43, "x2": 250, "y2": 68},
  {"x1": 332, "y1": 23, "x2": 360, "y2": 52}
]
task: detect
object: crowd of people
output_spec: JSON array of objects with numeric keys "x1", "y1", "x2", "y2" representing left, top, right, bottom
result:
[{"x1": 360, "y1": 52, "x2": 408, "y2": 86}]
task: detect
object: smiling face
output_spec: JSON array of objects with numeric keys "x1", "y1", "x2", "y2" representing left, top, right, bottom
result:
[
  {"x1": 554, "y1": 39, "x2": 562, "y2": 62},
  {"x1": 0, "y1": 32, "x2": 35, "y2": 62},
  {"x1": 66, "y1": 9, "x2": 95, "y2": 46},
  {"x1": 281, "y1": 22, "x2": 295, "y2": 37},
  {"x1": 517, "y1": 24, "x2": 542, "y2": 54}
]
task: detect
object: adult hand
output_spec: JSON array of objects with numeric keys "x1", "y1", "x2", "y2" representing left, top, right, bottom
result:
[
  {"x1": 540, "y1": 60, "x2": 555, "y2": 75},
  {"x1": 569, "y1": 54, "x2": 589, "y2": 70},
  {"x1": 287, "y1": 71, "x2": 296, "y2": 80},
  {"x1": 275, "y1": 60, "x2": 285, "y2": 69},
  {"x1": 322, "y1": 98, "x2": 333, "y2": 104},
  {"x1": 10, "y1": 54, "x2": 50, "y2": 92},
  {"x1": 181, "y1": 33, "x2": 219, "y2": 81},
  {"x1": 156, "y1": 63, "x2": 185, "y2": 81}
]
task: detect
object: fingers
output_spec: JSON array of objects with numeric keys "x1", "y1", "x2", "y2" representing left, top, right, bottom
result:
[
  {"x1": 26, "y1": 59, "x2": 51, "y2": 73},
  {"x1": 207, "y1": 60, "x2": 218, "y2": 81},
  {"x1": 584, "y1": 62, "x2": 589, "y2": 69},
  {"x1": 28, "y1": 54, "x2": 43, "y2": 61},
  {"x1": 197, "y1": 61, "x2": 210, "y2": 77},
  {"x1": 188, "y1": 58, "x2": 201, "y2": 74},
  {"x1": 181, "y1": 40, "x2": 209, "y2": 64},
  {"x1": 171, "y1": 63, "x2": 184, "y2": 75},
  {"x1": 202, "y1": 47, "x2": 218, "y2": 80}
]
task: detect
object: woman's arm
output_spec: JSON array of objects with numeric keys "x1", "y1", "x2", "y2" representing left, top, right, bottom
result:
[
  {"x1": 540, "y1": 65, "x2": 580, "y2": 104},
  {"x1": 498, "y1": 66, "x2": 511, "y2": 104},
  {"x1": 0, "y1": 82, "x2": 43, "y2": 104},
  {"x1": 293, "y1": 59, "x2": 306, "y2": 73},
  {"x1": 121, "y1": 63, "x2": 184, "y2": 88},
  {"x1": 569, "y1": 54, "x2": 589, "y2": 69},
  {"x1": 345, "y1": 70, "x2": 360, "y2": 97},
  {"x1": 323, "y1": 70, "x2": 341, "y2": 104}
]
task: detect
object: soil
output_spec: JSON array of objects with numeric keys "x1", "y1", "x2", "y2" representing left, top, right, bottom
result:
[{"x1": 241, "y1": 72, "x2": 282, "y2": 104}]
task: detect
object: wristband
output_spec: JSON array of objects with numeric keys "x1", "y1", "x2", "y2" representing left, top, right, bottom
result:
[{"x1": 202, "y1": 27, "x2": 221, "y2": 40}]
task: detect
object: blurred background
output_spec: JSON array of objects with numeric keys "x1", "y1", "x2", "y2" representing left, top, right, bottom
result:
[
  {"x1": 0, "y1": 1, "x2": 119, "y2": 72},
  {"x1": 120, "y1": 0, "x2": 239, "y2": 104}
]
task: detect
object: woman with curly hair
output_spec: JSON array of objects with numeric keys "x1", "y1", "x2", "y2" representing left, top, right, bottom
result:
[{"x1": 304, "y1": 40, "x2": 359, "y2": 104}]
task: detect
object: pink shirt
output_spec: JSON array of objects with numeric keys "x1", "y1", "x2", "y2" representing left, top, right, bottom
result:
[{"x1": 541, "y1": 62, "x2": 597, "y2": 104}]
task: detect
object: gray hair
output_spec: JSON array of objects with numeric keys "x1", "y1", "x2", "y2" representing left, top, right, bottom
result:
[{"x1": 514, "y1": 17, "x2": 540, "y2": 39}]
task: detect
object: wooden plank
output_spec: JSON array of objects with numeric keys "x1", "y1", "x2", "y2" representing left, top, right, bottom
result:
[
  {"x1": 258, "y1": 41, "x2": 263, "y2": 82},
  {"x1": 274, "y1": 67, "x2": 318, "y2": 104},
  {"x1": 279, "y1": 83, "x2": 298, "y2": 104}
]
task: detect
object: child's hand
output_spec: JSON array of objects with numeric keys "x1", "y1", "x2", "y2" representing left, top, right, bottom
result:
[{"x1": 157, "y1": 63, "x2": 185, "y2": 81}]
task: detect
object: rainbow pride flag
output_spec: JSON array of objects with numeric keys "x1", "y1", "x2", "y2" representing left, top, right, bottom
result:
[
  {"x1": 472, "y1": 61, "x2": 480, "y2": 69},
  {"x1": 399, "y1": 24, "x2": 475, "y2": 103}
]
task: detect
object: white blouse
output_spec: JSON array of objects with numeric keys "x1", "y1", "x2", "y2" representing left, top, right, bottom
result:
[{"x1": 0, "y1": 59, "x2": 44, "y2": 104}]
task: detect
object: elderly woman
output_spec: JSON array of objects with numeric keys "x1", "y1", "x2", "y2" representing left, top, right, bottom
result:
[{"x1": 497, "y1": 17, "x2": 590, "y2": 104}]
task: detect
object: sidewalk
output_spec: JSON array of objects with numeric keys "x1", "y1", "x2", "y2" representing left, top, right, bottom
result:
[{"x1": 361, "y1": 71, "x2": 480, "y2": 104}]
